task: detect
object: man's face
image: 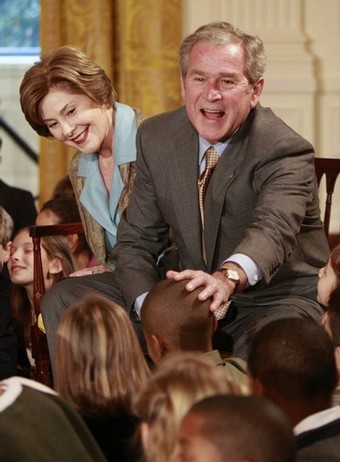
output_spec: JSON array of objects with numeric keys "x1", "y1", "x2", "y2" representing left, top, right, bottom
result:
[
  {"x1": 181, "y1": 41, "x2": 263, "y2": 144},
  {"x1": 178, "y1": 412, "x2": 225, "y2": 462}
]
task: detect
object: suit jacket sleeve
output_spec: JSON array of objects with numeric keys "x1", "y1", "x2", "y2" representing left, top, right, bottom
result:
[{"x1": 112, "y1": 121, "x2": 170, "y2": 307}]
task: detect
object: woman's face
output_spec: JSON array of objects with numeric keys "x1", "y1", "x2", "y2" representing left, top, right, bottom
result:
[
  {"x1": 40, "y1": 84, "x2": 113, "y2": 155},
  {"x1": 317, "y1": 259, "x2": 339, "y2": 307},
  {"x1": 7, "y1": 229, "x2": 51, "y2": 290}
]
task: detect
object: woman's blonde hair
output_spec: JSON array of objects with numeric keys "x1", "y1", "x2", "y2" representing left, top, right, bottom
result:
[
  {"x1": 135, "y1": 353, "x2": 245, "y2": 462},
  {"x1": 20, "y1": 45, "x2": 116, "y2": 137},
  {"x1": 55, "y1": 293, "x2": 150, "y2": 416}
]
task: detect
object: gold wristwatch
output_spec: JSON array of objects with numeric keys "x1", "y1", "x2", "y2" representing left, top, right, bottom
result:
[{"x1": 216, "y1": 267, "x2": 240, "y2": 287}]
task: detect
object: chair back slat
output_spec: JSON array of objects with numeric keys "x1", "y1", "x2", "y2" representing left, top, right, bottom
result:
[
  {"x1": 314, "y1": 157, "x2": 340, "y2": 246},
  {"x1": 28, "y1": 222, "x2": 85, "y2": 386}
]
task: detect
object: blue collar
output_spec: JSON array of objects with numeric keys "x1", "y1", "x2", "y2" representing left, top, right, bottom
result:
[{"x1": 77, "y1": 102, "x2": 137, "y2": 250}]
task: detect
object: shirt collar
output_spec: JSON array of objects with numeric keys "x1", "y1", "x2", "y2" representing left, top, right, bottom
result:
[
  {"x1": 198, "y1": 131, "x2": 237, "y2": 166},
  {"x1": 294, "y1": 405, "x2": 340, "y2": 436}
]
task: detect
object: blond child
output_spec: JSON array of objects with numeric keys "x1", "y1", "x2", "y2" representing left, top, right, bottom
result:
[
  {"x1": 0, "y1": 207, "x2": 17, "y2": 378},
  {"x1": 135, "y1": 353, "x2": 245, "y2": 462},
  {"x1": 54, "y1": 293, "x2": 150, "y2": 462},
  {"x1": 0, "y1": 206, "x2": 12, "y2": 271}
]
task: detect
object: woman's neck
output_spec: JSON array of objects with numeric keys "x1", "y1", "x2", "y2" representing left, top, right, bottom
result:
[{"x1": 98, "y1": 107, "x2": 114, "y2": 158}]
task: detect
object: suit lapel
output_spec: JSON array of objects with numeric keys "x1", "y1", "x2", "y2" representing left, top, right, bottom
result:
[
  {"x1": 167, "y1": 107, "x2": 254, "y2": 271},
  {"x1": 204, "y1": 122, "x2": 251, "y2": 271},
  {"x1": 169, "y1": 124, "x2": 204, "y2": 269}
]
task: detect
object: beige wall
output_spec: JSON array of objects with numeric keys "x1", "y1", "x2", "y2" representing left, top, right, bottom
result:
[{"x1": 0, "y1": 60, "x2": 39, "y2": 201}]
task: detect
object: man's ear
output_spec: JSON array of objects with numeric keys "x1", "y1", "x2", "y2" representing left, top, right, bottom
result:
[
  {"x1": 180, "y1": 73, "x2": 186, "y2": 101},
  {"x1": 48, "y1": 258, "x2": 63, "y2": 275},
  {"x1": 250, "y1": 77, "x2": 264, "y2": 108}
]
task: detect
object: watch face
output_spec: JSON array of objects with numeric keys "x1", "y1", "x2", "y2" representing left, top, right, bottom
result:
[
  {"x1": 227, "y1": 269, "x2": 239, "y2": 281},
  {"x1": 217, "y1": 267, "x2": 240, "y2": 285}
]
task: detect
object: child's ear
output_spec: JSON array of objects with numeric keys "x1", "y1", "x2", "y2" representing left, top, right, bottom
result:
[
  {"x1": 3, "y1": 241, "x2": 12, "y2": 263},
  {"x1": 65, "y1": 234, "x2": 78, "y2": 252},
  {"x1": 334, "y1": 346, "x2": 340, "y2": 375},
  {"x1": 146, "y1": 333, "x2": 166, "y2": 365},
  {"x1": 48, "y1": 258, "x2": 63, "y2": 275},
  {"x1": 248, "y1": 375, "x2": 265, "y2": 396},
  {"x1": 140, "y1": 422, "x2": 150, "y2": 452}
]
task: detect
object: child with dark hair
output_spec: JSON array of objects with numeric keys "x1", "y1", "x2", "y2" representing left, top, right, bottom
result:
[
  {"x1": 0, "y1": 207, "x2": 17, "y2": 378},
  {"x1": 7, "y1": 227, "x2": 75, "y2": 374},
  {"x1": 36, "y1": 195, "x2": 97, "y2": 271}
]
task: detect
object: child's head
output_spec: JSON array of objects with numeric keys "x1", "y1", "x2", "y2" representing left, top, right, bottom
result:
[
  {"x1": 36, "y1": 196, "x2": 93, "y2": 265},
  {"x1": 135, "y1": 353, "x2": 244, "y2": 462},
  {"x1": 0, "y1": 207, "x2": 13, "y2": 270},
  {"x1": 8, "y1": 227, "x2": 75, "y2": 346},
  {"x1": 179, "y1": 395, "x2": 295, "y2": 462},
  {"x1": 247, "y1": 318, "x2": 337, "y2": 412},
  {"x1": 141, "y1": 279, "x2": 216, "y2": 364},
  {"x1": 55, "y1": 293, "x2": 150, "y2": 416},
  {"x1": 8, "y1": 227, "x2": 74, "y2": 292},
  {"x1": 318, "y1": 244, "x2": 340, "y2": 308},
  {"x1": 321, "y1": 298, "x2": 340, "y2": 374}
]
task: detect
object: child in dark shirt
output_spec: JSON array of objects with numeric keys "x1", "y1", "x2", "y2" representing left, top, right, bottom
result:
[{"x1": 0, "y1": 206, "x2": 17, "y2": 378}]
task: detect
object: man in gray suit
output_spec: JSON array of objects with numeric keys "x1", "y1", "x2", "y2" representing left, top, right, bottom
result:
[{"x1": 42, "y1": 21, "x2": 329, "y2": 363}]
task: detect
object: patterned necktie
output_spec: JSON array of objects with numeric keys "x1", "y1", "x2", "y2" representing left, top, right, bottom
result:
[{"x1": 198, "y1": 146, "x2": 220, "y2": 264}]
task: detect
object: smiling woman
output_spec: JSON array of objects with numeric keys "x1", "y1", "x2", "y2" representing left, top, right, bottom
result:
[
  {"x1": 19, "y1": 45, "x2": 141, "y2": 266},
  {"x1": 19, "y1": 45, "x2": 144, "y2": 367},
  {"x1": 40, "y1": 88, "x2": 113, "y2": 155}
]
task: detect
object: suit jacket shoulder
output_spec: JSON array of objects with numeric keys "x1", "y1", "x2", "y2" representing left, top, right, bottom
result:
[{"x1": 0, "y1": 179, "x2": 37, "y2": 236}]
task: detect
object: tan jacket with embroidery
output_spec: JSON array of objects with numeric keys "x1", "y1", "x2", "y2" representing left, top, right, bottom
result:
[{"x1": 69, "y1": 108, "x2": 142, "y2": 268}]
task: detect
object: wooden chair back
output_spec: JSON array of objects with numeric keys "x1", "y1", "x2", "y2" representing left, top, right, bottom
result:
[
  {"x1": 29, "y1": 222, "x2": 85, "y2": 386},
  {"x1": 314, "y1": 157, "x2": 340, "y2": 247}
]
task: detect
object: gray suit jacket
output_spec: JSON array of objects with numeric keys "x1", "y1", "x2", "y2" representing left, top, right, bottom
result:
[{"x1": 113, "y1": 104, "x2": 329, "y2": 307}]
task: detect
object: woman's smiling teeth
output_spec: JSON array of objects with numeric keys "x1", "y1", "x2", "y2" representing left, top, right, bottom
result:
[{"x1": 71, "y1": 128, "x2": 88, "y2": 144}]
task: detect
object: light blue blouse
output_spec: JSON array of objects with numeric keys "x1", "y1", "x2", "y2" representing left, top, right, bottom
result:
[{"x1": 77, "y1": 102, "x2": 137, "y2": 252}]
